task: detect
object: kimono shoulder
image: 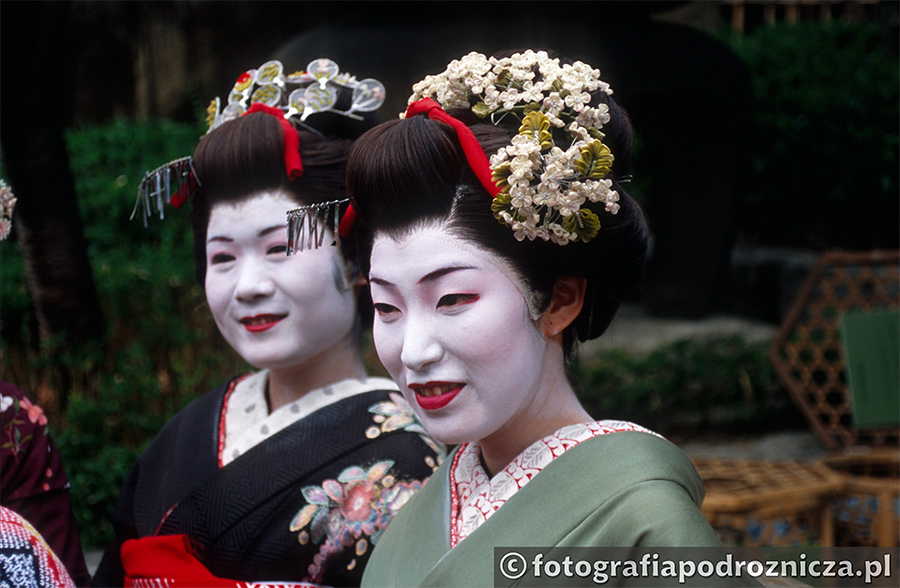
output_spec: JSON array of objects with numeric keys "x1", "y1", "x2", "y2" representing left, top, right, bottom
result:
[
  {"x1": 363, "y1": 431, "x2": 722, "y2": 587},
  {"x1": 130, "y1": 378, "x2": 232, "y2": 535},
  {"x1": 91, "y1": 379, "x2": 235, "y2": 586}
]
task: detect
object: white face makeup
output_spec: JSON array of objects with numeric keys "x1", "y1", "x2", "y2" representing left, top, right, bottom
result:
[
  {"x1": 204, "y1": 191, "x2": 357, "y2": 371},
  {"x1": 368, "y1": 224, "x2": 553, "y2": 446}
]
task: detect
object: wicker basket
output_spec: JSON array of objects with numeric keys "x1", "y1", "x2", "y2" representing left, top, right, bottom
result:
[
  {"x1": 822, "y1": 447, "x2": 900, "y2": 547},
  {"x1": 692, "y1": 456, "x2": 846, "y2": 546}
]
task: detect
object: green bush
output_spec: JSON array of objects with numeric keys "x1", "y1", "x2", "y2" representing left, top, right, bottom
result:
[
  {"x1": 570, "y1": 335, "x2": 806, "y2": 437},
  {"x1": 722, "y1": 22, "x2": 899, "y2": 248},
  {"x1": 1, "y1": 117, "x2": 250, "y2": 548}
]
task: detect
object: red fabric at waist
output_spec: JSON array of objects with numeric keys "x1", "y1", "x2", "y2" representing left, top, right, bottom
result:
[
  {"x1": 122, "y1": 535, "x2": 323, "y2": 588},
  {"x1": 122, "y1": 534, "x2": 234, "y2": 587}
]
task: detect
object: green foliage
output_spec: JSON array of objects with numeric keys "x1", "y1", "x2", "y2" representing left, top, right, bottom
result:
[
  {"x1": 55, "y1": 391, "x2": 147, "y2": 545},
  {"x1": 571, "y1": 335, "x2": 805, "y2": 437},
  {"x1": 721, "y1": 22, "x2": 899, "y2": 248},
  {"x1": 1, "y1": 117, "x2": 249, "y2": 548}
]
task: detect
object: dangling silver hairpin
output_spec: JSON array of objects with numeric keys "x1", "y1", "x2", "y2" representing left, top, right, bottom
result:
[
  {"x1": 131, "y1": 156, "x2": 198, "y2": 226},
  {"x1": 286, "y1": 197, "x2": 349, "y2": 254}
]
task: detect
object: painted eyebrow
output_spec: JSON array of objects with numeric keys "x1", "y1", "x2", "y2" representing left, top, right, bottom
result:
[
  {"x1": 369, "y1": 265, "x2": 477, "y2": 287},
  {"x1": 206, "y1": 224, "x2": 285, "y2": 244}
]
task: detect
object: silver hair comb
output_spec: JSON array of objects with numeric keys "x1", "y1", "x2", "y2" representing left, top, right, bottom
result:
[
  {"x1": 131, "y1": 156, "x2": 197, "y2": 226},
  {"x1": 286, "y1": 197, "x2": 349, "y2": 254}
]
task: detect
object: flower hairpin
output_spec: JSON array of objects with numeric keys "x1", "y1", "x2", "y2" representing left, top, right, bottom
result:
[
  {"x1": 0, "y1": 180, "x2": 16, "y2": 241},
  {"x1": 208, "y1": 59, "x2": 386, "y2": 131},
  {"x1": 406, "y1": 50, "x2": 621, "y2": 246}
]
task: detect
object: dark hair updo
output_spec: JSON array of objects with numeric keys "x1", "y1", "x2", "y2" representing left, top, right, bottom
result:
[
  {"x1": 190, "y1": 90, "x2": 381, "y2": 284},
  {"x1": 346, "y1": 54, "x2": 648, "y2": 356}
]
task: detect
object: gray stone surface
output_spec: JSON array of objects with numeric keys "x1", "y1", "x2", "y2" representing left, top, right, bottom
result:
[
  {"x1": 679, "y1": 429, "x2": 829, "y2": 462},
  {"x1": 582, "y1": 303, "x2": 779, "y2": 356}
]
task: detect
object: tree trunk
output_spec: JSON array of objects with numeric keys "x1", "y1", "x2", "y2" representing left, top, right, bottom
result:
[{"x1": 0, "y1": 1, "x2": 105, "y2": 406}]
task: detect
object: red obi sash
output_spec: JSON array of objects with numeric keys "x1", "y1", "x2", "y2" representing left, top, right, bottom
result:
[{"x1": 122, "y1": 535, "x2": 322, "y2": 588}]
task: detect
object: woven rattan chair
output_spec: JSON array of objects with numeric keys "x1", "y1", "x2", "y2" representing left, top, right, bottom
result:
[
  {"x1": 767, "y1": 250, "x2": 900, "y2": 546},
  {"x1": 692, "y1": 251, "x2": 898, "y2": 547}
]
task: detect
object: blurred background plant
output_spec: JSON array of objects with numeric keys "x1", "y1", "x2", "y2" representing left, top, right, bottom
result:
[
  {"x1": 570, "y1": 335, "x2": 806, "y2": 439},
  {"x1": 721, "y1": 20, "x2": 898, "y2": 249}
]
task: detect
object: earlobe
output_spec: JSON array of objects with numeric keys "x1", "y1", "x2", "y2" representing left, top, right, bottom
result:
[
  {"x1": 540, "y1": 277, "x2": 587, "y2": 338},
  {"x1": 350, "y1": 272, "x2": 366, "y2": 296}
]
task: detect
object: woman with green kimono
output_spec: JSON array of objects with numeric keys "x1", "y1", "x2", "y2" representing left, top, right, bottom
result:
[{"x1": 337, "y1": 50, "x2": 726, "y2": 586}]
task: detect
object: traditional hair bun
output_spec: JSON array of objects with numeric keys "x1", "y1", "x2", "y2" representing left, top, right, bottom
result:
[{"x1": 347, "y1": 50, "x2": 649, "y2": 353}]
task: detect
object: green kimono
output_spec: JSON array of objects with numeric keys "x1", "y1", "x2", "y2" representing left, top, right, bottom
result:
[{"x1": 362, "y1": 431, "x2": 724, "y2": 587}]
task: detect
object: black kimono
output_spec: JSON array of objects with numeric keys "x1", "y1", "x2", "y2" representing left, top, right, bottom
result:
[{"x1": 92, "y1": 375, "x2": 442, "y2": 587}]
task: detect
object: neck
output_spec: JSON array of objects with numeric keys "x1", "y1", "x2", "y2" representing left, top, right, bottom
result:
[
  {"x1": 265, "y1": 334, "x2": 368, "y2": 413},
  {"x1": 478, "y1": 344, "x2": 592, "y2": 477}
]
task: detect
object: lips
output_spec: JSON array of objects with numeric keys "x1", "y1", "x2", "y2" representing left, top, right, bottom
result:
[
  {"x1": 240, "y1": 314, "x2": 286, "y2": 333},
  {"x1": 408, "y1": 382, "x2": 463, "y2": 411}
]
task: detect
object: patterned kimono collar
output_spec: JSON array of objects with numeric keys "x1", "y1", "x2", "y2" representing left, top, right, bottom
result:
[
  {"x1": 449, "y1": 420, "x2": 659, "y2": 547},
  {"x1": 221, "y1": 371, "x2": 398, "y2": 466}
]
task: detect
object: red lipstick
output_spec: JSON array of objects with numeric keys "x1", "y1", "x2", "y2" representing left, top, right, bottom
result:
[
  {"x1": 240, "y1": 314, "x2": 284, "y2": 333},
  {"x1": 409, "y1": 382, "x2": 463, "y2": 411}
]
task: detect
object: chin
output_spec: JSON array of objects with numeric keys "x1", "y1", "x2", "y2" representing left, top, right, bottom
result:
[
  {"x1": 420, "y1": 421, "x2": 483, "y2": 447},
  {"x1": 241, "y1": 353, "x2": 306, "y2": 371}
]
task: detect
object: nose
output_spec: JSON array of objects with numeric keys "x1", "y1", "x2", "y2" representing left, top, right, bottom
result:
[
  {"x1": 234, "y1": 260, "x2": 276, "y2": 301},
  {"x1": 399, "y1": 315, "x2": 443, "y2": 372}
]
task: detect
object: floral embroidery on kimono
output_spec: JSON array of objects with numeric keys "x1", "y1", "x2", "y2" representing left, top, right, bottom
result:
[
  {"x1": 289, "y1": 460, "x2": 424, "y2": 584},
  {"x1": 366, "y1": 391, "x2": 445, "y2": 472},
  {"x1": 286, "y1": 392, "x2": 445, "y2": 583},
  {"x1": 450, "y1": 420, "x2": 660, "y2": 546},
  {"x1": 1, "y1": 394, "x2": 48, "y2": 463}
]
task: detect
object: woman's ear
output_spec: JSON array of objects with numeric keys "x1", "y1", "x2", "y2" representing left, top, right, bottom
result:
[
  {"x1": 540, "y1": 277, "x2": 587, "y2": 338},
  {"x1": 352, "y1": 273, "x2": 367, "y2": 294}
]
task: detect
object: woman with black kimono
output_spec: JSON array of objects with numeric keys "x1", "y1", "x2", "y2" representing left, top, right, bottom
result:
[{"x1": 91, "y1": 59, "x2": 442, "y2": 587}]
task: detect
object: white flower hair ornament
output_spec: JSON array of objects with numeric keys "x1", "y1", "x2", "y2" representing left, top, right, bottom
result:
[
  {"x1": 406, "y1": 50, "x2": 621, "y2": 246},
  {"x1": 0, "y1": 180, "x2": 16, "y2": 241}
]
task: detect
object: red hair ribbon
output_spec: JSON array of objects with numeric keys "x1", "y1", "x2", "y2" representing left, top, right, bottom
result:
[
  {"x1": 169, "y1": 171, "x2": 197, "y2": 209},
  {"x1": 338, "y1": 204, "x2": 357, "y2": 240},
  {"x1": 404, "y1": 97, "x2": 501, "y2": 198},
  {"x1": 244, "y1": 102, "x2": 304, "y2": 180},
  {"x1": 169, "y1": 103, "x2": 302, "y2": 209},
  {"x1": 338, "y1": 97, "x2": 500, "y2": 240}
]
